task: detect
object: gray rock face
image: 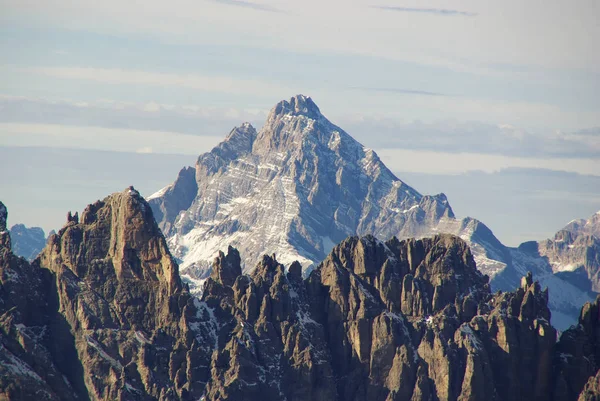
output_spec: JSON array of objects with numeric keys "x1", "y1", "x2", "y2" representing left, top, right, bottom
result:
[
  {"x1": 148, "y1": 94, "x2": 593, "y2": 330},
  {"x1": 9, "y1": 224, "x2": 46, "y2": 261},
  {"x1": 148, "y1": 166, "x2": 198, "y2": 237},
  {"x1": 538, "y1": 212, "x2": 600, "y2": 292},
  {"x1": 563, "y1": 212, "x2": 600, "y2": 238},
  {"x1": 490, "y1": 211, "x2": 600, "y2": 331},
  {"x1": 149, "y1": 95, "x2": 461, "y2": 285}
]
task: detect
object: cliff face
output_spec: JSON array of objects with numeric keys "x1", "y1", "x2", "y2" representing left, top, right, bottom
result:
[
  {"x1": 1, "y1": 194, "x2": 600, "y2": 400},
  {"x1": 198, "y1": 234, "x2": 558, "y2": 401},
  {"x1": 0, "y1": 191, "x2": 215, "y2": 401},
  {"x1": 0, "y1": 201, "x2": 79, "y2": 400},
  {"x1": 34, "y1": 187, "x2": 198, "y2": 400},
  {"x1": 537, "y1": 211, "x2": 600, "y2": 293},
  {"x1": 554, "y1": 295, "x2": 600, "y2": 401},
  {"x1": 149, "y1": 95, "x2": 453, "y2": 284}
]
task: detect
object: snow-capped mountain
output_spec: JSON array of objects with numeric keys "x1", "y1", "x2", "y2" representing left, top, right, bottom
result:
[
  {"x1": 149, "y1": 95, "x2": 595, "y2": 329},
  {"x1": 538, "y1": 212, "x2": 600, "y2": 290},
  {"x1": 149, "y1": 95, "x2": 454, "y2": 275},
  {"x1": 489, "y1": 212, "x2": 600, "y2": 330}
]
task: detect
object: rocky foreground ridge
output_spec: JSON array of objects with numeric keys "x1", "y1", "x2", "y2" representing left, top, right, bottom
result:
[{"x1": 1, "y1": 191, "x2": 600, "y2": 400}]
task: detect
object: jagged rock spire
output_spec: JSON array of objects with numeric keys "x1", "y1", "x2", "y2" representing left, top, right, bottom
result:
[
  {"x1": 42, "y1": 187, "x2": 183, "y2": 293},
  {"x1": 210, "y1": 245, "x2": 242, "y2": 287},
  {"x1": 0, "y1": 201, "x2": 11, "y2": 251},
  {"x1": 270, "y1": 94, "x2": 321, "y2": 119}
]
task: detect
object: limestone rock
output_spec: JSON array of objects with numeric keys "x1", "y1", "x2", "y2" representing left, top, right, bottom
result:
[
  {"x1": 147, "y1": 95, "x2": 594, "y2": 331},
  {"x1": 210, "y1": 246, "x2": 242, "y2": 287},
  {"x1": 554, "y1": 295, "x2": 600, "y2": 401},
  {"x1": 2, "y1": 192, "x2": 600, "y2": 401}
]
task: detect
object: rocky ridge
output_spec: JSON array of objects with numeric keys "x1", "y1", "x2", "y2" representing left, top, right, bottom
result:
[
  {"x1": 0, "y1": 191, "x2": 216, "y2": 400},
  {"x1": 148, "y1": 94, "x2": 593, "y2": 330},
  {"x1": 492, "y1": 211, "x2": 600, "y2": 330},
  {"x1": 9, "y1": 223, "x2": 47, "y2": 261},
  {"x1": 538, "y1": 211, "x2": 600, "y2": 292},
  {"x1": 198, "y1": 234, "x2": 561, "y2": 401},
  {"x1": 2, "y1": 193, "x2": 600, "y2": 400}
]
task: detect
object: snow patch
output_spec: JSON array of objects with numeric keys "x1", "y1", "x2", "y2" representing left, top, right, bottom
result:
[
  {"x1": 85, "y1": 335, "x2": 123, "y2": 369},
  {"x1": 459, "y1": 325, "x2": 483, "y2": 351},
  {"x1": 147, "y1": 184, "x2": 172, "y2": 200},
  {"x1": 1, "y1": 344, "x2": 44, "y2": 382},
  {"x1": 189, "y1": 298, "x2": 220, "y2": 350},
  {"x1": 134, "y1": 331, "x2": 150, "y2": 345}
]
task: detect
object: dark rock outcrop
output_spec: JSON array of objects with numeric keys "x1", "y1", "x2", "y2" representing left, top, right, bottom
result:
[
  {"x1": 553, "y1": 295, "x2": 600, "y2": 401},
  {"x1": 0, "y1": 191, "x2": 214, "y2": 400},
  {"x1": 578, "y1": 371, "x2": 600, "y2": 401},
  {"x1": 2, "y1": 193, "x2": 600, "y2": 400},
  {"x1": 0, "y1": 201, "x2": 78, "y2": 400},
  {"x1": 196, "y1": 234, "x2": 560, "y2": 401}
]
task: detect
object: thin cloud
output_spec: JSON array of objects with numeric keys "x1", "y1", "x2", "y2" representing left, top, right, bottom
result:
[
  {"x1": 373, "y1": 6, "x2": 477, "y2": 17},
  {"x1": 0, "y1": 96, "x2": 267, "y2": 136},
  {"x1": 339, "y1": 118, "x2": 600, "y2": 160},
  {"x1": 22, "y1": 66, "x2": 292, "y2": 97},
  {"x1": 351, "y1": 86, "x2": 449, "y2": 97},
  {"x1": 0, "y1": 122, "x2": 223, "y2": 156},
  {"x1": 211, "y1": 0, "x2": 280, "y2": 12},
  {"x1": 574, "y1": 127, "x2": 600, "y2": 136}
]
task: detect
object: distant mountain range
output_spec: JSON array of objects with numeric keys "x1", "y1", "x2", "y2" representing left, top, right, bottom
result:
[
  {"x1": 149, "y1": 95, "x2": 598, "y2": 330},
  {"x1": 8, "y1": 224, "x2": 47, "y2": 261}
]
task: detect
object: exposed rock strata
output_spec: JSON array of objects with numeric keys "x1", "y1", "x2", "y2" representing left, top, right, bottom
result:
[{"x1": 148, "y1": 95, "x2": 594, "y2": 330}]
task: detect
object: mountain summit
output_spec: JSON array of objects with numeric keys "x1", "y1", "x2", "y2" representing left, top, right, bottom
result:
[
  {"x1": 149, "y1": 95, "x2": 594, "y2": 329},
  {"x1": 149, "y1": 95, "x2": 453, "y2": 281}
]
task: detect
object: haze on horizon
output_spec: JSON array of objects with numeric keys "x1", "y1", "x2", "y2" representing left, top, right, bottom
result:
[{"x1": 0, "y1": 0, "x2": 599, "y2": 246}]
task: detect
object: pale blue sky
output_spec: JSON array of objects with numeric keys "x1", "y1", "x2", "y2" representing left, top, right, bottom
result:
[{"x1": 0, "y1": 0, "x2": 599, "y2": 245}]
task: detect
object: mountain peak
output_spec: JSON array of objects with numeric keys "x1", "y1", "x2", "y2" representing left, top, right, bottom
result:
[
  {"x1": 220, "y1": 123, "x2": 257, "y2": 154},
  {"x1": 45, "y1": 188, "x2": 183, "y2": 294},
  {"x1": 254, "y1": 95, "x2": 334, "y2": 153},
  {"x1": 150, "y1": 94, "x2": 457, "y2": 288},
  {"x1": 271, "y1": 94, "x2": 321, "y2": 119}
]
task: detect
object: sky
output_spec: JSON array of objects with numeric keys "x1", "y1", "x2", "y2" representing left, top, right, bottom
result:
[{"x1": 0, "y1": 0, "x2": 599, "y2": 246}]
